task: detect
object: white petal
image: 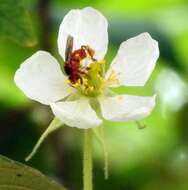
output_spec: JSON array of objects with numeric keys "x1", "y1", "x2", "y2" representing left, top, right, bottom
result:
[
  {"x1": 14, "y1": 51, "x2": 72, "y2": 105},
  {"x1": 50, "y1": 98, "x2": 102, "y2": 129},
  {"x1": 99, "y1": 94, "x2": 156, "y2": 121},
  {"x1": 106, "y1": 33, "x2": 159, "y2": 87},
  {"x1": 58, "y1": 7, "x2": 108, "y2": 61}
]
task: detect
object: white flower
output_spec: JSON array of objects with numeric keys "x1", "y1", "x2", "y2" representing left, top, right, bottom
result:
[{"x1": 14, "y1": 7, "x2": 159, "y2": 130}]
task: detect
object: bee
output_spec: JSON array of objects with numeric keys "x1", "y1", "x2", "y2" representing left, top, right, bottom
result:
[{"x1": 64, "y1": 35, "x2": 95, "y2": 84}]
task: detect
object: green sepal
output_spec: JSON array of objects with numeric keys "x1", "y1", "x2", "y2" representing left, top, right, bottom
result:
[
  {"x1": 25, "y1": 117, "x2": 63, "y2": 161},
  {"x1": 93, "y1": 126, "x2": 109, "y2": 180}
]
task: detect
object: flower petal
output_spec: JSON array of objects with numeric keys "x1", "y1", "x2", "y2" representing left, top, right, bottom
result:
[
  {"x1": 58, "y1": 7, "x2": 108, "y2": 61},
  {"x1": 50, "y1": 98, "x2": 102, "y2": 129},
  {"x1": 99, "y1": 94, "x2": 156, "y2": 121},
  {"x1": 14, "y1": 51, "x2": 72, "y2": 105},
  {"x1": 106, "y1": 33, "x2": 159, "y2": 87}
]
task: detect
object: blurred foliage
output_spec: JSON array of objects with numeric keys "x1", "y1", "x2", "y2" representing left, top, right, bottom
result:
[
  {"x1": 0, "y1": 0, "x2": 188, "y2": 190},
  {"x1": 0, "y1": 0, "x2": 37, "y2": 46}
]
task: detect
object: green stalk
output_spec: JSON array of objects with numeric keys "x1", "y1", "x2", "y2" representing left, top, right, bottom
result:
[{"x1": 83, "y1": 129, "x2": 93, "y2": 190}]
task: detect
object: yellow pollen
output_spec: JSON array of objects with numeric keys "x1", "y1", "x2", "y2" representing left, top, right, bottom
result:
[
  {"x1": 71, "y1": 60, "x2": 106, "y2": 97},
  {"x1": 65, "y1": 79, "x2": 71, "y2": 84}
]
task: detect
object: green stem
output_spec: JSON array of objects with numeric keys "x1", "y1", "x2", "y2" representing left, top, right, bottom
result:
[{"x1": 83, "y1": 129, "x2": 93, "y2": 190}]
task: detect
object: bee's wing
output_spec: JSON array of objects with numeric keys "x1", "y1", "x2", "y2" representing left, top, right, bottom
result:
[{"x1": 65, "y1": 35, "x2": 73, "y2": 62}]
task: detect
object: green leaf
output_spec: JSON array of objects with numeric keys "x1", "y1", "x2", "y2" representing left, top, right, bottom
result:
[
  {"x1": 0, "y1": 0, "x2": 37, "y2": 47},
  {"x1": 0, "y1": 155, "x2": 67, "y2": 190}
]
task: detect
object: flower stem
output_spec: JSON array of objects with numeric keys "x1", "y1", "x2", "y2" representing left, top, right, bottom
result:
[{"x1": 83, "y1": 129, "x2": 93, "y2": 190}]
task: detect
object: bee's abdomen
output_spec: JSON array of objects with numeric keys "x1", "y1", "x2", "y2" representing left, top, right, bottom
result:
[{"x1": 64, "y1": 47, "x2": 88, "y2": 84}]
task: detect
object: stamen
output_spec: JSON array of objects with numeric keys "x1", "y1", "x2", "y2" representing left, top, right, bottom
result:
[{"x1": 107, "y1": 70, "x2": 120, "y2": 86}]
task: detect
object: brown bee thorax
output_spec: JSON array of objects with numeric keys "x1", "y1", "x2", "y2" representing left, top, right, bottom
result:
[{"x1": 64, "y1": 45, "x2": 95, "y2": 84}]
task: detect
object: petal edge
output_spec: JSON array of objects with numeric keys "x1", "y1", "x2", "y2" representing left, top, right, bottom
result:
[
  {"x1": 51, "y1": 98, "x2": 102, "y2": 129},
  {"x1": 99, "y1": 94, "x2": 156, "y2": 121},
  {"x1": 14, "y1": 51, "x2": 71, "y2": 105},
  {"x1": 58, "y1": 7, "x2": 108, "y2": 61},
  {"x1": 106, "y1": 33, "x2": 159, "y2": 87}
]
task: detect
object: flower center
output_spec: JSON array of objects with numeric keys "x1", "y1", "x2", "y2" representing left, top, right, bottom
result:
[{"x1": 64, "y1": 45, "x2": 106, "y2": 97}]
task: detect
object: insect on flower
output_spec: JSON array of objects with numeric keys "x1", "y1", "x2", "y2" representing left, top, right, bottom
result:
[{"x1": 64, "y1": 35, "x2": 96, "y2": 84}]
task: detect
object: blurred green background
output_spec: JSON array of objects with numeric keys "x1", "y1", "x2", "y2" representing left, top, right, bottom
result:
[{"x1": 1, "y1": 0, "x2": 188, "y2": 189}]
